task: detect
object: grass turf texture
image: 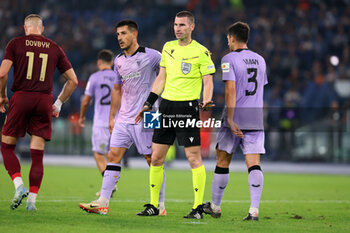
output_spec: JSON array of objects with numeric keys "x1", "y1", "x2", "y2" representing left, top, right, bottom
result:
[{"x1": 0, "y1": 165, "x2": 349, "y2": 233}]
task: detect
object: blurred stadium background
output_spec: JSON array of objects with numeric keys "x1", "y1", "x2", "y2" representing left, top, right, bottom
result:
[{"x1": 1, "y1": 0, "x2": 350, "y2": 166}]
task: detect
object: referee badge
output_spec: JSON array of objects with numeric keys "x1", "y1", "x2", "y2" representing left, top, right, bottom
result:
[{"x1": 181, "y1": 62, "x2": 191, "y2": 75}]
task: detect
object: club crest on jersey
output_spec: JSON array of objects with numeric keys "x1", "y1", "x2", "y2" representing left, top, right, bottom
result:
[{"x1": 181, "y1": 62, "x2": 191, "y2": 75}]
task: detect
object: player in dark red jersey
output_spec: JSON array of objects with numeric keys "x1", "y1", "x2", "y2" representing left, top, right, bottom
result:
[{"x1": 0, "y1": 14, "x2": 78, "y2": 211}]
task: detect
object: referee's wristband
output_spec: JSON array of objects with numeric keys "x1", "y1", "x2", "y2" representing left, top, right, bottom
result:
[{"x1": 144, "y1": 92, "x2": 158, "y2": 108}]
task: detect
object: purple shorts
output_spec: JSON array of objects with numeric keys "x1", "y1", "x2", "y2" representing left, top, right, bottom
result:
[
  {"x1": 216, "y1": 126, "x2": 265, "y2": 155},
  {"x1": 110, "y1": 122, "x2": 153, "y2": 155},
  {"x1": 92, "y1": 126, "x2": 111, "y2": 154}
]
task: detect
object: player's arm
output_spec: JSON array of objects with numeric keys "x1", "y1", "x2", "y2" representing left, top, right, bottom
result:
[
  {"x1": 135, "y1": 67, "x2": 166, "y2": 123},
  {"x1": 201, "y1": 74, "x2": 215, "y2": 110},
  {"x1": 79, "y1": 95, "x2": 92, "y2": 127},
  {"x1": 53, "y1": 68, "x2": 78, "y2": 118},
  {"x1": 0, "y1": 59, "x2": 12, "y2": 113},
  {"x1": 151, "y1": 66, "x2": 166, "y2": 95},
  {"x1": 109, "y1": 84, "x2": 122, "y2": 133},
  {"x1": 225, "y1": 80, "x2": 243, "y2": 138}
]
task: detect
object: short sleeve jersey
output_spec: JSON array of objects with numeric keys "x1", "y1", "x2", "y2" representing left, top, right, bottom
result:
[
  {"x1": 221, "y1": 49, "x2": 268, "y2": 130},
  {"x1": 84, "y1": 70, "x2": 118, "y2": 128},
  {"x1": 114, "y1": 47, "x2": 161, "y2": 124},
  {"x1": 160, "y1": 40, "x2": 215, "y2": 101},
  {"x1": 3, "y1": 35, "x2": 72, "y2": 94}
]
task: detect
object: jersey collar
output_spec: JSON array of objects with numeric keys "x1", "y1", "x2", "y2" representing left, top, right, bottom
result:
[
  {"x1": 121, "y1": 46, "x2": 146, "y2": 57},
  {"x1": 234, "y1": 48, "x2": 249, "y2": 52}
]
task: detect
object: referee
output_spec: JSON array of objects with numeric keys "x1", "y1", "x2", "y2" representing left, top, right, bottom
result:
[{"x1": 136, "y1": 10, "x2": 215, "y2": 219}]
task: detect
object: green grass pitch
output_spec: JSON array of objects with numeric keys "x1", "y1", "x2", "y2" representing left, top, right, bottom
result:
[{"x1": 0, "y1": 165, "x2": 349, "y2": 233}]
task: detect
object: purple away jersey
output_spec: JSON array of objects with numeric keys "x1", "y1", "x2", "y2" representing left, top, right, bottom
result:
[
  {"x1": 221, "y1": 49, "x2": 268, "y2": 130},
  {"x1": 114, "y1": 47, "x2": 161, "y2": 124},
  {"x1": 84, "y1": 69, "x2": 118, "y2": 128}
]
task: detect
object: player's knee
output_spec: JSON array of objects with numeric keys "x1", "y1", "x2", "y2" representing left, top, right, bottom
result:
[
  {"x1": 151, "y1": 155, "x2": 164, "y2": 166},
  {"x1": 186, "y1": 154, "x2": 202, "y2": 168},
  {"x1": 107, "y1": 150, "x2": 122, "y2": 164},
  {"x1": 216, "y1": 155, "x2": 231, "y2": 168},
  {"x1": 216, "y1": 160, "x2": 230, "y2": 168}
]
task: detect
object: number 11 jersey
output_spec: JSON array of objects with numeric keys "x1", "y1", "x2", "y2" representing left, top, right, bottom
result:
[
  {"x1": 221, "y1": 49, "x2": 268, "y2": 130},
  {"x1": 4, "y1": 35, "x2": 72, "y2": 94}
]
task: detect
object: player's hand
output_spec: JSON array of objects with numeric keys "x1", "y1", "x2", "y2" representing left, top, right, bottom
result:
[
  {"x1": 135, "y1": 105, "x2": 151, "y2": 124},
  {"x1": 52, "y1": 105, "x2": 60, "y2": 118},
  {"x1": 78, "y1": 117, "x2": 85, "y2": 128},
  {"x1": 199, "y1": 100, "x2": 215, "y2": 111},
  {"x1": 109, "y1": 118, "x2": 115, "y2": 134},
  {"x1": 0, "y1": 97, "x2": 9, "y2": 113},
  {"x1": 227, "y1": 119, "x2": 244, "y2": 138}
]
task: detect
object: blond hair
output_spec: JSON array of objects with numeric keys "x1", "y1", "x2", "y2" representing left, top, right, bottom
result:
[{"x1": 24, "y1": 14, "x2": 43, "y2": 28}]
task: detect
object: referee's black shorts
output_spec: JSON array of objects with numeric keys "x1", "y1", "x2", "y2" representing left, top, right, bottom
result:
[{"x1": 152, "y1": 99, "x2": 201, "y2": 147}]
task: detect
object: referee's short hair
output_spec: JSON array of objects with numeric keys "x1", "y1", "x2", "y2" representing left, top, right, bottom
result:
[
  {"x1": 98, "y1": 49, "x2": 114, "y2": 63},
  {"x1": 176, "y1": 10, "x2": 195, "y2": 25},
  {"x1": 116, "y1": 19, "x2": 138, "y2": 31},
  {"x1": 227, "y1": 22, "x2": 250, "y2": 43}
]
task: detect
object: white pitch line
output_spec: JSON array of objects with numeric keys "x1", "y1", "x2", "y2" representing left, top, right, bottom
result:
[{"x1": 0, "y1": 199, "x2": 349, "y2": 204}]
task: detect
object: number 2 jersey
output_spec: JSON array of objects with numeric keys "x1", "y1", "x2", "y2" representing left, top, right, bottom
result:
[
  {"x1": 221, "y1": 48, "x2": 268, "y2": 130},
  {"x1": 3, "y1": 35, "x2": 72, "y2": 94},
  {"x1": 84, "y1": 69, "x2": 118, "y2": 128},
  {"x1": 114, "y1": 47, "x2": 161, "y2": 124}
]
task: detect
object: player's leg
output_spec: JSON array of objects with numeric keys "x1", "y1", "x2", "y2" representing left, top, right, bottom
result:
[
  {"x1": 204, "y1": 126, "x2": 238, "y2": 218},
  {"x1": 25, "y1": 135, "x2": 46, "y2": 211},
  {"x1": 1, "y1": 92, "x2": 34, "y2": 209},
  {"x1": 144, "y1": 154, "x2": 167, "y2": 216},
  {"x1": 79, "y1": 122, "x2": 130, "y2": 215},
  {"x1": 243, "y1": 153, "x2": 263, "y2": 221},
  {"x1": 99, "y1": 147, "x2": 126, "y2": 201},
  {"x1": 91, "y1": 126, "x2": 110, "y2": 176},
  {"x1": 175, "y1": 100, "x2": 205, "y2": 219},
  {"x1": 93, "y1": 151, "x2": 110, "y2": 197},
  {"x1": 242, "y1": 131, "x2": 265, "y2": 221},
  {"x1": 137, "y1": 99, "x2": 174, "y2": 216},
  {"x1": 150, "y1": 143, "x2": 169, "y2": 206},
  {"x1": 79, "y1": 147, "x2": 126, "y2": 215},
  {"x1": 137, "y1": 143, "x2": 170, "y2": 216},
  {"x1": 25, "y1": 92, "x2": 53, "y2": 211},
  {"x1": 1, "y1": 135, "x2": 28, "y2": 209},
  {"x1": 94, "y1": 152, "x2": 107, "y2": 174},
  {"x1": 182, "y1": 145, "x2": 206, "y2": 219},
  {"x1": 203, "y1": 148, "x2": 233, "y2": 218},
  {"x1": 133, "y1": 122, "x2": 167, "y2": 215}
]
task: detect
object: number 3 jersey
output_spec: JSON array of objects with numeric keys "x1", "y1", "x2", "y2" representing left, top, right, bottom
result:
[
  {"x1": 114, "y1": 47, "x2": 161, "y2": 124},
  {"x1": 221, "y1": 49, "x2": 268, "y2": 130},
  {"x1": 84, "y1": 69, "x2": 118, "y2": 128},
  {"x1": 4, "y1": 35, "x2": 72, "y2": 94}
]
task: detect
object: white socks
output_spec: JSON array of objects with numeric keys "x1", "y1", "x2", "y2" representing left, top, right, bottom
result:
[
  {"x1": 211, "y1": 202, "x2": 221, "y2": 212},
  {"x1": 98, "y1": 196, "x2": 109, "y2": 206},
  {"x1": 158, "y1": 202, "x2": 165, "y2": 209},
  {"x1": 249, "y1": 207, "x2": 259, "y2": 215},
  {"x1": 13, "y1": 177, "x2": 24, "y2": 189},
  {"x1": 27, "y1": 193, "x2": 37, "y2": 203}
]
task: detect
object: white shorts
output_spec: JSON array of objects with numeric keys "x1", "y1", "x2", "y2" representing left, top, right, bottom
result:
[
  {"x1": 216, "y1": 127, "x2": 265, "y2": 155},
  {"x1": 92, "y1": 126, "x2": 111, "y2": 154},
  {"x1": 110, "y1": 122, "x2": 153, "y2": 155}
]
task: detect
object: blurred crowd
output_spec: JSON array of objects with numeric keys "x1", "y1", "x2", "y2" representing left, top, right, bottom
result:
[{"x1": 0, "y1": 0, "x2": 349, "y2": 129}]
